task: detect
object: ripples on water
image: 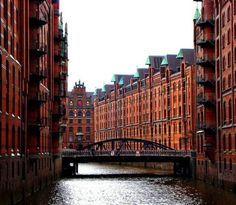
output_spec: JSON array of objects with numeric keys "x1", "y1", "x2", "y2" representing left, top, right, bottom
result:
[{"x1": 21, "y1": 163, "x2": 236, "y2": 205}]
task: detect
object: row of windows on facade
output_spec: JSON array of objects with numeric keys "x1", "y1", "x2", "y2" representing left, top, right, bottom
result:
[
  {"x1": 68, "y1": 136, "x2": 90, "y2": 143},
  {"x1": 96, "y1": 122, "x2": 188, "y2": 137},
  {"x1": 69, "y1": 100, "x2": 91, "y2": 107},
  {"x1": 97, "y1": 85, "x2": 190, "y2": 111},
  {"x1": 197, "y1": 97, "x2": 236, "y2": 125},
  {"x1": 0, "y1": 123, "x2": 20, "y2": 154},
  {"x1": 1, "y1": 0, "x2": 19, "y2": 58},
  {"x1": 96, "y1": 106, "x2": 190, "y2": 123},
  {"x1": 69, "y1": 118, "x2": 90, "y2": 124},
  {"x1": 0, "y1": 56, "x2": 21, "y2": 115},
  {"x1": 197, "y1": 133, "x2": 236, "y2": 154},
  {"x1": 96, "y1": 93, "x2": 191, "y2": 114},
  {"x1": 197, "y1": 158, "x2": 233, "y2": 173},
  {"x1": 69, "y1": 110, "x2": 91, "y2": 118},
  {"x1": 69, "y1": 127, "x2": 91, "y2": 133}
]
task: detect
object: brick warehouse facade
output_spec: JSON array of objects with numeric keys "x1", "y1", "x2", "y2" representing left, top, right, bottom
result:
[
  {"x1": 0, "y1": 0, "x2": 68, "y2": 203},
  {"x1": 94, "y1": 49, "x2": 196, "y2": 151},
  {"x1": 64, "y1": 81, "x2": 94, "y2": 150},
  {"x1": 194, "y1": 0, "x2": 236, "y2": 190}
]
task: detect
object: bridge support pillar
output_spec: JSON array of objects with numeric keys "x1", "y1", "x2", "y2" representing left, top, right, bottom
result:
[
  {"x1": 62, "y1": 158, "x2": 76, "y2": 177},
  {"x1": 174, "y1": 158, "x2": 194, "y2": 178}
]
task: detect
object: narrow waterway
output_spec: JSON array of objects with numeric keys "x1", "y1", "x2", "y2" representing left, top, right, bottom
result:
[{"x1": 20, "y1": 163, "x2": 236, "y2": 205}]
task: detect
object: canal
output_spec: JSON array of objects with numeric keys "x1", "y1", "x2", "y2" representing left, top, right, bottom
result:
[{"x1": 19, "y1": 163, "x2": 236, "y2": 205}]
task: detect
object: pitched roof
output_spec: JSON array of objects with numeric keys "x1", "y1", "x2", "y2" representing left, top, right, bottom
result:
[{"x1": 178, "y1": 48, "x2": 195, "y2": 64}]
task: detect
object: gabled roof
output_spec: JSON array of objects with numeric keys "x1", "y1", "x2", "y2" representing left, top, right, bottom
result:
[
  {"x1": 177, "y1": 48, "x2": 195, "y2": 64},
  {"x1": 148, "y1": 56, "x2": 164, "y2": 70}
]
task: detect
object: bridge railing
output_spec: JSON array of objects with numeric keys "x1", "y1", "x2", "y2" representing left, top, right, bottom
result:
[{"x1": 62, "y1": 149, "x2": 196, "y2": 158}]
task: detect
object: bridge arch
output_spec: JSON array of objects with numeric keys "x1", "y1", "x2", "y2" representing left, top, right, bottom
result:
[{"x1": 81, "y1": 138, "x2": 174, "y2": 151}]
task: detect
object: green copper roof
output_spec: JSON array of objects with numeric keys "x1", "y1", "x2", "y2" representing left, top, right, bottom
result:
[
  {"x1": 111, "y1": 75, "x2": 116, "y2": 82},
  {"x1": 161, "y1": 56, "x2": 168, "y2": 66},
  {"x1": 134, "y1": 70, "x2": 140, "y2": 78},
  {"x1": 145, "y1": 57, "x2": 151, "y2": 65},
  {"x1": 193, "y1": 7, "x2": 200, "y2": 21},
  {"x1": 102, "y1": 85, "x2": 106, "y2": 92},
  {"x1": 176, "y1": 49, "x2": 184, "y2": 59},
  {"x1": 93, "y1": 89, "x2": 97, "y2": 96},
  {"x1": 118, "y1": 77, "x2": 124, "y2": 85}
]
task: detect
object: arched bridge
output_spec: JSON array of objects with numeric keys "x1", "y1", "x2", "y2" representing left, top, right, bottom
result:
[
  {"x1": 82, "y1": 138, "x2": 174, "y2": 152},
  {"x1": 62, "y1": 138, "x2": 196, "y2": 178}
]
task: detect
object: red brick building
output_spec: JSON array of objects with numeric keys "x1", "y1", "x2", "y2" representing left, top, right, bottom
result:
[
  {"x1": 94, "y1": 49, "x2": 196, "y2": 151},
  {"x1": 64, "y1": 81, "x2": 94, "y2": 149},
  {"x1": 0, "y1": 0, "x2": 68, "y2": 203},
  {"x1": 194, "y1": 0, "x2": 236, "y2": 190}
]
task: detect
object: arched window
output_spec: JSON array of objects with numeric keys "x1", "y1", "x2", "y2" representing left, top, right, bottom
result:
[
  {"x1": 78, "y1": 111, "x2": 82, "y2": 118},
  {"x1": 223, "y1": 101, "x2": 226, "y2": 124},
  {"x1": 12, "y1": 126, "x2": 15, "y2": 151},
  {"x1": 223, "y1": 134, "x2": 226, "y2": 150},
  {"x1": 173, "y1": 82, "x2": 177, "y2": 91},
  {"x1": 86, "y1": 111, "x2": 90, "y2": 117},
  {"x1": 229, "y1": 99, "x2": 232, "y2": 122},
  {"x1": 230, "y1": 158, "x2": 232, "y2": 171},
  {"x1": 69, "y1": 111, "x2": 74, "y2": 117},
  {"x1": 229, "y1": 134, "x2": 232, "y2": 151}
]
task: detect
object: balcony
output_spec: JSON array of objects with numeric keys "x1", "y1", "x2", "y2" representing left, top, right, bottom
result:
[
  {"x1": 196, "y1": 55, "x2": 215, "y2": 67},
  {"x1": 30, "y1": 10, "x2": 47, "y2": 27},
  {"x1": 196, "y1": 33, "x2": 215, "y2": 48},
  {"x1": 196, "y1": 77, "x2": 215, "y2": 87},
  {"x1": 196, "y1": 16, "x2": 215, "y2": 28},
  {"x1": 54, "y1": 71, "x2": 67, "y2": 82},
  {"x1": 30, "y1": 42, "x2": 47, "y2": 56},
  {"x1": 197, "y1": 94, "x2": 215, "y2": 107},
  {"x1": 28, "y1": 92, "x2": 48, "y2": 104},
  {"x1": 30, "y1": 67, "x2": 48, "y2": 81},
  {"x1": 197, "y1": 123, "x2": 216, "y2": 133}
]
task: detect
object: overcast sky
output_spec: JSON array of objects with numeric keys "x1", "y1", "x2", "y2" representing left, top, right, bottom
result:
[{"x1": 60, "y1": 0, "x2": 199, "y2": 92}]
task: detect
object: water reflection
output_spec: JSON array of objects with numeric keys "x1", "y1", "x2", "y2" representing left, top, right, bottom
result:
[{"x1": 20, "y1": 163, "x2": 236, "y2": 205}]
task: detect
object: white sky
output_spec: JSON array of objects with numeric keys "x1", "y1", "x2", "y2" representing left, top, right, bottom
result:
[{"x1": 60, "y1": 0, "x2": 199, "y2": 92}]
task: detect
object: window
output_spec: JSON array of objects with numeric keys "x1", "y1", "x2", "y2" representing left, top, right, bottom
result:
[
  {"x1": 78, "y1": 118, "x2": 81, "y2": 124},
  {"x1": 179, "y1": 122, "x2": 182, "y2": 134},
  {"x1": 227, "y1": 6, "x2": 231, "y2": 22},
  {"x1": 179, "y1": 106, "x2": 181, "y2": 116},
  {"x1": 222, "y1": 34, "x2": 225, "y2": 49},
  {"x1": 77, "y1": 100, "x2": 82, "y2": 107},
  {"x1": 78, "y1": 111, "x2": 82, "y2": 118},
  {"x1": 223, "y1": 134, "x2": 226, "y2": 150},
  {"x1": 69, "y1": 111, "x2": 74, "y2": 118},
  {"x1": 229, "y1": 134, "x2": 232, "y2": 151},
  {"x1": 227, "y1": 29, "x2": 231, "y2": 45},
  {"x1": 222, "y1": 12, "x2": 225, "y2": 27},
  {"x1": 86, "y1": 111, "x2": 90, "y2": 118},
  {"x1": 223, "y1": 101, "x2": 226, "y2": 124},
  {"x1": 228, "y1": 52, "x2": 231, "y2": 67},
  {"x1": 229, "y1": 99, "x2": 232, "y2": 122},
  {"x1": 69, "y1": 127, "x2": 73, "y2": 133},
  {"x1": 86, "y1": 127, "x2": 90, "y2": 133},
  {"x1": 228, "y1": 74, "x2": 231, "y2": 88}
]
